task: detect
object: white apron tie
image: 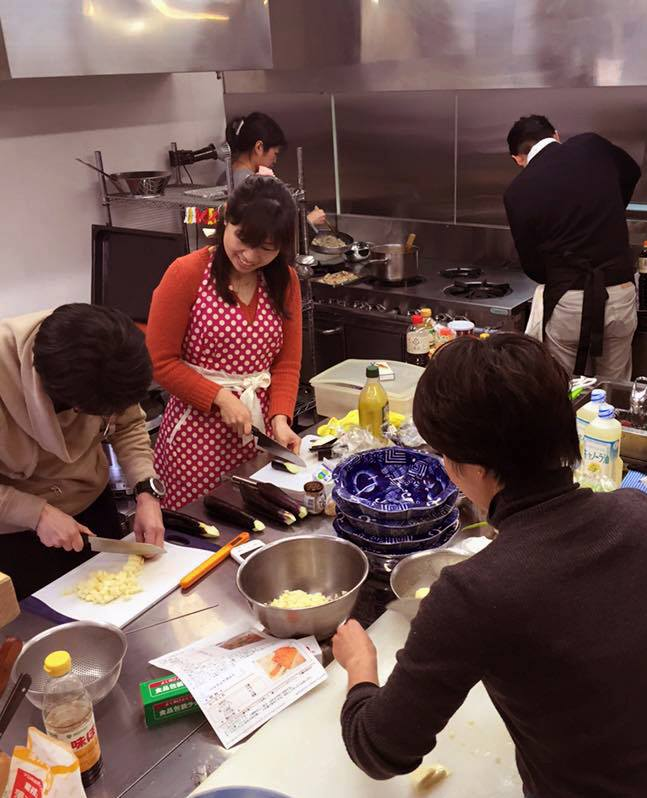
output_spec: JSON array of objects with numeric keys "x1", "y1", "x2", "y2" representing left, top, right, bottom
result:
[{"x1": 168, "y1": 365, "x2": 271, "y2": 446}]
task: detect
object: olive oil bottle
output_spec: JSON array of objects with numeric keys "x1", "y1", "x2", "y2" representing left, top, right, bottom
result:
[{"x1": 358, "y1": 364, "x2": 389, "y2": 440}]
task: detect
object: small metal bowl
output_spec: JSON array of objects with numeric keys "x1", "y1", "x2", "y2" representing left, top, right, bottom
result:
[
  {"x1": 236, "y1": 535, "x2": 368, "y2": 641},
  {"x1": 390, "y1": 549, "x2": 468, "y2": 600},
  {"x1": 11, "y1": 621, "x2": 127, "y2": 708},
  {"x1": 110, "y1": 170, "x2": 171, "y2": 196}
]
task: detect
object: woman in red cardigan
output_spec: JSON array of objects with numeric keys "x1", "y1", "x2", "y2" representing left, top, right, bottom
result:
[{"x1": 146, "y1": 176, "x2": 302, "y2": 509}]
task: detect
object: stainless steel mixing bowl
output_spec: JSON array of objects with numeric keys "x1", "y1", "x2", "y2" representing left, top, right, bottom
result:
[
  {"x1": 10, "y1": 621, "x2": 127, "y2": 708},
  {"x1": 236, "y1": 535, "x2": 369, "y2": 640},
  {"x1": 390, "y1": 549, "x2": 468, "y2": 600}
]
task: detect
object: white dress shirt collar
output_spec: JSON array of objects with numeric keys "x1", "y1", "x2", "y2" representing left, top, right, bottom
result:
[{"x1": 526, "y1": 137, "x2": 559, "y2": 163}]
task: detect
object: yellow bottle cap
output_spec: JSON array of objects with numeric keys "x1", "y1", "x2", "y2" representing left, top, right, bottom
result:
[
  {"x1": 479, "y1": 332, "x2": 491, "y2": 340},
  {"x1": 44, "y1": 650, "x2": 72, "y2": 677},
  {"x1": 420, "y1": 307, "x2": 432, "y2": 317}
]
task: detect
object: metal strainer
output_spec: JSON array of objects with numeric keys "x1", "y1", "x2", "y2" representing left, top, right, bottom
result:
[{"x1": 10, "y1": 621, "x2": 127, "y2": 709}]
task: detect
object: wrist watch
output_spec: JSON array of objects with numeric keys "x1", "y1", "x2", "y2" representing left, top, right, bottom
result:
[{"x1": 134, "y1": 477, "x2": 166, "y2": 501}]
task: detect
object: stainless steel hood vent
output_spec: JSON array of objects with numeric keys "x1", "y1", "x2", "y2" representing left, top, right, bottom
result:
[
  {"x1": 225, "y1": 0, "x2": 647, "y2": 93},
  {"x1": 0, "y1": 0, "x2": 271, "y2": 79}
]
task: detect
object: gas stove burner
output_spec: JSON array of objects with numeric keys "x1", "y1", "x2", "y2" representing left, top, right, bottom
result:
[
  {"x1": 444, "y1": 280, "x2": 512, "y2": 300},
  {"x1": 371, "y1": 275, "x2": 427, "y2": 288},
  {"x1": 440, "y1": 266, "x2": 482, "y2": 279}
]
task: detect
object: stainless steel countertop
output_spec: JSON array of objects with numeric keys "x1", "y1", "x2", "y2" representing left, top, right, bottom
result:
[{"x1": 2, "y1": 451, "x2": 337, "y2": 798}]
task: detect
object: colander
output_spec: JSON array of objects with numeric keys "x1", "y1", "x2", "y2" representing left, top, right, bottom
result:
[{"x1": 10, "y1": 621, "x2": 127, "y2": 709}]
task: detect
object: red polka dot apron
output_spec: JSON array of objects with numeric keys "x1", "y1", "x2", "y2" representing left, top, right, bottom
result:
[{"x1": 154, "y1": 261, "x2": 284, "y2": 510}]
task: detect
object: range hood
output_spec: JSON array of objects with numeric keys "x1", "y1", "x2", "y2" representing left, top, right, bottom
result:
[
  {"x1": 225, "y1": 0, "x2": 647, "y2": 93},
  {"x1": 0, "y1": 0, "x2": 271, "y2": 79}
]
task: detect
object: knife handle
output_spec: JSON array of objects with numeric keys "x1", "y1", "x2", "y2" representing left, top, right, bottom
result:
[
  {"x1": 0, "y1": 637, "x2": 22, "y2": 698},
  {"x1": 179, "y1": 532, "x2": 250, "y2": 591}
]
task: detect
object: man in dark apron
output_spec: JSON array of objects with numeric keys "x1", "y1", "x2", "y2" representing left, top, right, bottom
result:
[{"x1": 504, "y1": 115, "x2": 640, "y2": 379}]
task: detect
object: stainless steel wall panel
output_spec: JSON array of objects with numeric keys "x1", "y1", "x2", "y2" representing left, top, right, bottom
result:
[
  {"x1": 0, "y1": 0, "x2": 271, "y2": 78},
  {"x1": 224, "y1": 0, "x2": 647, "y2": 93},
  {"x1": 457, "y1": 87, "x2": 647, "y2": 226},
  {"x1": 337, "y1": 214, "x2": 517, "y2": 266},
  {"x1": 335, "y1": 92, "x2": 455, "y2": 221},
  {"x1": 223, "y1": 93, "x2": 336, "y2": 210}
]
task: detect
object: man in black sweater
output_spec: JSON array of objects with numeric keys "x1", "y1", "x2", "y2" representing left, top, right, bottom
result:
[
  {"x1": 334, "y1": 334, "x2": 647, "y2": 797},
  {"x1": 503, "y1": 115, "x2": 640, "y2": 380}
]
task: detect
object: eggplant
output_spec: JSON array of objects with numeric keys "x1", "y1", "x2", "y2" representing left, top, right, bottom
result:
[
  {"x1": 271, "y1": 460, "x2": 303, "y2": 475},
  {"x1": 162, "y1": 509, "x2": 220, "y2": 538},
  {"x1": 238, "y1": 483, "x2": 296, "y2": 526},
  {"x1": 232, "y1": 476, "x2": 307, "y2": 520},
  {"x1": 203, "y1": 494, "x2": 266, "y2": 533}
]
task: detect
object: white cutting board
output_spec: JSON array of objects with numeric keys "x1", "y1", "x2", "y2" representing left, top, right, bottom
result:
[
  {"x1": 191, "y1": 611, "x2": 522, "y2": 798},
  {"x1": 250, "y1": 435, "x2": 336, "y2": 492},
  {"x1": 33, "y1": 534, "x2": 214, "y2": 629}
]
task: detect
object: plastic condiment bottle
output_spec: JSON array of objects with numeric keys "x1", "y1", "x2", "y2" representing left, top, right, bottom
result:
[
  {"x1": 582, "y1": 403, "x2": 623, "y2": 488},
  {"x1": 42, "y1": 650, "x2": 103, "y2": 787},
  {"x1": 406, "y1": 314, "x2": 429, "y2": 366},
  {"x1": 358, "y1": 363, "x2": 390, "y2": 440},
  {"x1": 576, "y1": 388, "x2": 607, "y2": 451}
]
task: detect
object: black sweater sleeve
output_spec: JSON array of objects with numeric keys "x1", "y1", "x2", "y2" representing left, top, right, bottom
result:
[
  {"x1": 592, "y1": 133, "x2": 641, "y2": 207},
  {"x1": 340, "y1": 569, "x2": 485, "y2": 780},
  {"x1": 503, "y1": 189, "x2": 546, "y2": 283}
]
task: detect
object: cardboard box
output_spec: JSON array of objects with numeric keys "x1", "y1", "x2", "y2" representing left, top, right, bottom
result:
[{"x1": 139, "y1": 675, "x2": 202, "y2": 728}]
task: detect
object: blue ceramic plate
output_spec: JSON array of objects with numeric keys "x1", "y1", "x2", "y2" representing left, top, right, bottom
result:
[
  {"x1": 199, "y1": 789, "x2": 292, "y2": 798},
  {"x1": 333, "y1": 447, "x2": 457, "y2": 521},
  {"x1": 333, "y1": 487, "x2": 458, "y2": 536},
  {"x1": 334, "y1": 510, "x2": 460, "y2": 555}
]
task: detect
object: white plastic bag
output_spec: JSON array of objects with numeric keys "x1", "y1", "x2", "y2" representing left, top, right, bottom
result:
[{"x1": 3, "y1": 727, "x2": 86, "y2": 798}]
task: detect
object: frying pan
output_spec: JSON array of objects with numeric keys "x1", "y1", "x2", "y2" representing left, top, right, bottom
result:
[
  {"x1": 310, "y1": 229, "x2": 354, "y2": 256},
  {"x1": 76, "y1": 159, "x2": 171, "y2": 196}
]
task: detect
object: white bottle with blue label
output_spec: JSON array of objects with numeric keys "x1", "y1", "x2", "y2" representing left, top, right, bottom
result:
[
  {"x1": 582, "y1": 403, "x2": 623, "y2": 488},
  {"x1": 575, "y1": 388, "x2": 606, "y2": 451}
]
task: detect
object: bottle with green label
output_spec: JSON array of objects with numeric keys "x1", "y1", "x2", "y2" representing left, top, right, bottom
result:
[{"x1": 358, "y1": 364, "x2": 389, "y2": 440}]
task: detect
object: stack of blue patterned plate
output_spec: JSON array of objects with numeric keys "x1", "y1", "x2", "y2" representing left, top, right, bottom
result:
[{"x1": 332, "y1": 447, "x2": 460, "y2": 574}]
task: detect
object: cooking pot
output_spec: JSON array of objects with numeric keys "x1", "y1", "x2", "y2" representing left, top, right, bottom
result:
[
  {"x1": 365, "y1": 244, "x2": 420, "y2": 283},
  {"x1": 345, "y1": 241, "x2": 374, "y2": 263}
]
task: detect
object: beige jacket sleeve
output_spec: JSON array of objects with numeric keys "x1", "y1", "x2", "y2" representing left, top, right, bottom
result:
[
  {"x1": 0, "y1": 485, "x2": 47, "y2": 532},
  {"x1": 107, "y1": 404, "x2": 157, "y2": 489}
]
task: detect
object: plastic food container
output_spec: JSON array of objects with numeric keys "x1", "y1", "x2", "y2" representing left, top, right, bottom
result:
[{"x1": 310, "y1": 359, "x2": 424, "y2": 418}]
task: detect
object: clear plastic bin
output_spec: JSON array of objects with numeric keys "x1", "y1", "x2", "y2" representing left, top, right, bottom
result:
[{"x1": 310, "y1": 359, "x2": 425, "y2": 418}]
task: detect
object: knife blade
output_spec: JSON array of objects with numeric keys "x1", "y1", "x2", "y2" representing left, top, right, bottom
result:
[
  {"x1": 0, "y1": 673, "x2": 31, "y2": 739},
  {"x1": 88, "y1": 536, "x2": 166, "y2": 558},
  {"x1": 251, "y1": 426, "x2": 306, "y2": 468}
]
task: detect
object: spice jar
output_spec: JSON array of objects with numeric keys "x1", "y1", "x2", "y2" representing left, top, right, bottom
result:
[
  {"x1": 303, "y1": 481, "x2": 325, "y2": 515},
  {"x1": 448, "y1": 320, "x2": 475, "y2": 337}
]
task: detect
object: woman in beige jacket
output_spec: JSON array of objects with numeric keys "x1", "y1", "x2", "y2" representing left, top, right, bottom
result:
[{"x1": 0, "y1": 304, "x2": 164, "y2": 598}]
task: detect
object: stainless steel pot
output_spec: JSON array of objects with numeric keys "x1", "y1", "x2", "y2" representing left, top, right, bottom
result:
[{"x1": 366, "y1": 244, "x2": 420, "y2": 282}]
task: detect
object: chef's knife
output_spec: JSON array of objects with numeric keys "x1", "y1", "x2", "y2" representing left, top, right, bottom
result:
[
  {"x1": 251, "y1": 426, "x2": 306, "y2": 468},
  {"x1": 88, "y1": 536, "x2": 166, "y2": 558}
]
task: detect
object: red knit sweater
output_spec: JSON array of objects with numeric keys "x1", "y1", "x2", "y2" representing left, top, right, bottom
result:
[{"x1": 146, "y1": 247, "x2": 302, "y2": 420}]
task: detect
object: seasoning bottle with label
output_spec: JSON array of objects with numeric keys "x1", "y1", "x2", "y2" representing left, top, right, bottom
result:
[
  {"x1": 358, "y1": 363, "x2": 389, "y2": 440},
  {"x1": 42, "y1": 650, "x2": 103, "y2": 787},
  {"x1": 406, "y1": 314, "x2": 429, "y2": 366},
  {"x1": 639, "y1": 240, "x2": 647, "y2": 310}
]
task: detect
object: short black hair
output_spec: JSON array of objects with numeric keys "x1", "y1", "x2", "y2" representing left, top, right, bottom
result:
[
  {"x1": 412, "y1": 333, "x2": 579, "y2": 482},
  {"x1": 225, "y1": 112, "x2": 287, "y2": 157},
  {"x1": 507, "y1": 115, "x2": 556, "y2": 156},
  {"x1": 34, "y1": 303, "x2": 152, "y2": 416},
  {"x1": 212, "y1": 175, "x2": 296, "y2": 317}
]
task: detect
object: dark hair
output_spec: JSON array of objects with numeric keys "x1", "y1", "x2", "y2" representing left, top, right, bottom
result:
[
  {"x1": 211, "y1": 175, "x2": 296, "y2": 317},
  {"x1": 412, "y1": 333, "x2": 579, "y2": 483},
  {"x1": 225, "y1": 112, "x2": 287, "y2": 158},
  {"x1": 34, "y1": 303, "x2": 152, "y2": 416},
  {"x1": 507, "y1": 115, "x2": 556, "y2": 156}
]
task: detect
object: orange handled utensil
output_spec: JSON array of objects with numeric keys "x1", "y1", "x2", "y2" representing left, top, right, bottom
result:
[{"x1": 179, "y1": 532, "x2": 250, "y2": 591}]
